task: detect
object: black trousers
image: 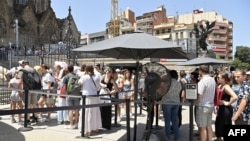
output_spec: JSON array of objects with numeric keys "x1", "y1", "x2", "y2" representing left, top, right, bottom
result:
[
  {"x1": 178, "y1": 106, "x2": 182, "y2": 127},
  {"x1": 100, "y1": 105, "x2": 112, "y2": 130}
]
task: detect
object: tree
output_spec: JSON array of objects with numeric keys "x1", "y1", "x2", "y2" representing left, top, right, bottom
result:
[
  {"x1": 232, "y1": 46, "x2": 250, "y2": 70},
  {"x1": 235, "y1": 46, "x2": 250, "y2": 63}
]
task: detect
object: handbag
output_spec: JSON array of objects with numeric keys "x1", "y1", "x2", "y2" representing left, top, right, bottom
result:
[{"x1": 59, "y1": 85, "x2": 66, "y2": 98}]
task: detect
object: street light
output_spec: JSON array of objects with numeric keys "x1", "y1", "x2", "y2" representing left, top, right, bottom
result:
[{"x1": 15, "y1": 18, "x2": 19, "y2": 55}]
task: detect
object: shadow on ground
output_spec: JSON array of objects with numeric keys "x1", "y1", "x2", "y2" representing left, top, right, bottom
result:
[{"x1": 0, "y1": 121, "x2": 25, "y2": 141}]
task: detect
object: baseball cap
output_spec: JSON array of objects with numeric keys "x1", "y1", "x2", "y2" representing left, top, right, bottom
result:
[
  {"x1": 18, "y1": 60, "x2": 24, "y2": 64},
  {"x1": 246, "y1": 71, "x2": 250, "y2": 75},
  {"x1": 115, "y1": 68, "x2": 121, "y2": 73}
]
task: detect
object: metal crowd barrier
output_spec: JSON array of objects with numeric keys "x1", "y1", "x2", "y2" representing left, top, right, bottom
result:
[{"x1": 0, "y1": 87, "x2": 195, "y2": 141}]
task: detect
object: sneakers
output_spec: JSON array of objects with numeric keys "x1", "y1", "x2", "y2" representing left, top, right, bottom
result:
[
  {"x1": 74, "y1": 124, "x2": 78, "y2": 129},
  {"x1": 58, "y1": 121, "x2": 64, "y2": 124},
  {"x1": 11, "y1": 119, "x2": 17, "y2": 123},
  {"x1": 45, "y1": 117, "x2": 50, "y2": 122},
  {"x1": 18, "y1": 120, "x2": 24, "y2": 125},
  {"x1": 64, "y1": 125, "x2": 75, "y2": 129},
  {"x1": 117, "y1": 116, "x2": 121, "y2": 122},
  {"x1": 64, "y1": 121, "x2": 70, "y2": 125}
]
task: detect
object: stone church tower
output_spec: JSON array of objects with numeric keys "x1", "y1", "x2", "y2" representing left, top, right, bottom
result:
[{"x1": 0, "y1": 0, "x2": 80, "y2": 52}]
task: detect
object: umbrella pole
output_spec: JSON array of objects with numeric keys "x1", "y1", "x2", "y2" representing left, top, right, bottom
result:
[{"x1": 133, "y1": 60, "x2": 139, "y2": 141}]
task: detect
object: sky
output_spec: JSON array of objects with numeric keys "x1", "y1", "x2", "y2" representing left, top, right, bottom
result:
[{"x1": 51, "y1": 0, "x2": 250, "y2": 51}]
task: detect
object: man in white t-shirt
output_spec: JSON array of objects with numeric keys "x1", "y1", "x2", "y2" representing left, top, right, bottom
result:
[{"x1": 196, "y1": 65, "x2": 216, "y2": 141}]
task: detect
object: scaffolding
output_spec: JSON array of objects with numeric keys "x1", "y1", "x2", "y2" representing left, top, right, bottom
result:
[{"x1": 107, "y1": 0, "x2": 119, "y2": 38}]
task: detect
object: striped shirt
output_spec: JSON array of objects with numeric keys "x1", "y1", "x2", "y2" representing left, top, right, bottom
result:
[{"x1": 197, "y1": 74, "x2": 216, "y2": 107}]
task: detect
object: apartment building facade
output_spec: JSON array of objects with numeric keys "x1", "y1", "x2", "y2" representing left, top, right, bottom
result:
[
  {"x1": 81, "y1": 6, "x2": 233, "y2": 60},
  {"x1": 177, "y1": 10, "x2": 233, "y2": 59}
]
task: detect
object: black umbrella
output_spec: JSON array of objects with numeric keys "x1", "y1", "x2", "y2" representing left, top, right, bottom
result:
[
  {"x1": 74, "y1": 32, "x2": 187, "y2": 60},
  {"x1": 177, "y1": 57, "x2": 230, "y2": 66},
  {"x1": 73, "y1": 32, "x2": 188, "y2": 140}
]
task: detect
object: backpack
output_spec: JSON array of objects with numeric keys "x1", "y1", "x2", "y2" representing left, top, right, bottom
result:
[
  {"x1": 66, "y1": 75, "x2": 81, "y2": 95},
  {"x1": 20, "y1": 69, "x2": 42, "y2": 90}
]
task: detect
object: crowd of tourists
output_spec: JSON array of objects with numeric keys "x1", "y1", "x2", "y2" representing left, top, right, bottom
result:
[
  {"x1": 3, "y1": 60, "x2": 137, "y2": 137},
  {"x1": 2, "y1": 60, "x2": 250, "y2": 140}
]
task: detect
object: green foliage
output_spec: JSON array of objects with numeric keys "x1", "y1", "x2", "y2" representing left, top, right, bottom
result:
[
  {"x1": 235, "y1": 46, "x2": 250, "y2": 63},
  {"x1": 232, "y1": 46, "x2": 250, "y2": 70}
]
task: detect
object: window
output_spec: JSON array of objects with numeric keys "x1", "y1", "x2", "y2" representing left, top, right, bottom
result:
[
  {"x1": 189, "y1": 32, "x2": 193, "y2": 38},
  {"x1": 175, "y1": 32, "x2": 178, "y2": 39},
  {"x1": 180, "y1": 32, "x2": 183, "y2": 39},
  {"x1": 156, "y1": 30, "x2": 159, "y2": 35},
  {"x1": 167, "y1": 28, "x2": 171, "y2": 33}
]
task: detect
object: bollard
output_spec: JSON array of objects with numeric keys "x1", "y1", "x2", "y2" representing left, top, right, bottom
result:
[
  {"x1": 18, "y1": 90, "x2": 33, "y2": 131},
  {"x1": 112, "y1": 92, "x2": 121, "y2": 127},
  {"x1": 81, "y1": 95, "x2": 86, "y2": 137},
  {"x1": 125, "y1": 98, "x2": 131, "y2": 141}
]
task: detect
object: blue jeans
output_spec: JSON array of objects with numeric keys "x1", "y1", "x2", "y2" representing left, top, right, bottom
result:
[{"x1": 162, "y1": 103, "x2": 180, "y2": 140}]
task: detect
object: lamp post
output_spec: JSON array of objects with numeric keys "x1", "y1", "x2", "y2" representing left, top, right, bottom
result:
[{"x1": 15, "y1": 18, "x2": 19, "y2": 55}]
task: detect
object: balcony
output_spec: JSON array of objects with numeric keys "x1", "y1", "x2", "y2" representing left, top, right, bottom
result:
[
  {"x1": 209, "y1": 36, "x2": 227, "y2": 41},
  {"x1": 212, "y1": 44, "x2": 228, "y2": 52},
  {"x1": 137, "y1": 25, "x2": 153, "y2": 29},
  {"x1": 213, "y1": 48, "x2": 227, "y2": 52},
  {"x1": 154, "y1": 23, "x2": 174, "y2": 29},
  {"x1": 212, "y1": 44, "x2": 227, "y2": 48},
  {"x1": 212, "y1": 29, "x2": 227, "y2": 34},
  {"x1": 136, "y1": 17, "x2": 153, "y2": 23},
  {"x1": 120, "y1": 25, "x2": 134, "y2": 31},
  {"x1": 155, "y1": 33, "x2": 171, "y2": 39},
  {"x1": 215, "y1": 22, "x2": 229, "y2": 27}
]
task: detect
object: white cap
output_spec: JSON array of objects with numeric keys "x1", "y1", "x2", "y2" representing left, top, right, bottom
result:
[
  {"x1": 246, "y1": 71, "x2": 250, "y2": 75},
  {"x1": 115, "y1": 68, "x2": 121, "y2": 73},
  {"x1": 18, "y1": 60, "x2": 24, "y2": 64}
]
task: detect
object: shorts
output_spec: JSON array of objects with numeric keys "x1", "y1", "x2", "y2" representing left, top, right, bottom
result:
[
  {"x1": 122, "y1": 91, "x2": 133, "y2": 97},
  {"x1": 195, "y1": 106, "x2": 213, "y2": 127},
  {"x1": 41, "y1": 90, "x2": 53, "y2": 98},
  {"x1": 10, "y1": 91, "x2": 22, "y2": 102},
  {"x1": 28, "y1": 92, "x2": 38, "y2": 105},
  {"x1": 66, "y1": 97, "x2": 80, "y2": 106}
]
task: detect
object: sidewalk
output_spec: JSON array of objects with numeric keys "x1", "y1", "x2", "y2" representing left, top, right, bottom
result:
[{"x1": 0, "y1": 104, "x2": 211, "y2": 141}]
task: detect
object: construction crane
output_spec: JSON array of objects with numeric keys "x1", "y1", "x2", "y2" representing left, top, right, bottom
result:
[{"x1": 107, "y1": 0, "x2": 119, "y2": 38}]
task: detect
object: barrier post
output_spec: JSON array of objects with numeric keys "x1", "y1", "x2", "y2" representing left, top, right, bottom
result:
[
  {"x1": 112, "y1": 92, "x2": 121, "y2": 127},
  {"x1": 81, "y1": 95, "x2": 86, "y2": 137},
  {"x1": 189, "y1": 101, "x2": 194, "y2": 141},
  {"x1": 18, "y1": 90, "x2": 33, "y2": 131},
  {"x1": 139, "y1": 88, "x2": 142, "y2": 115},
  {"x1": 155, "y1": 104, "x2": 159, "y2": 127},
  {"x1": 125, "y1": 98, "x2": 131, "y2": 141}
]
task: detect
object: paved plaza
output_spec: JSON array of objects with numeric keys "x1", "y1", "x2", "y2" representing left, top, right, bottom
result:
[{"x1": 0, "y1": 104, "x2": 216, "y2": 141}]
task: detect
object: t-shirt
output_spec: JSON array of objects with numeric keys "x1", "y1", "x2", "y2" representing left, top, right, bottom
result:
[{"x1": 42, "y1": 72, "x2": 55, "y2": 90}]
